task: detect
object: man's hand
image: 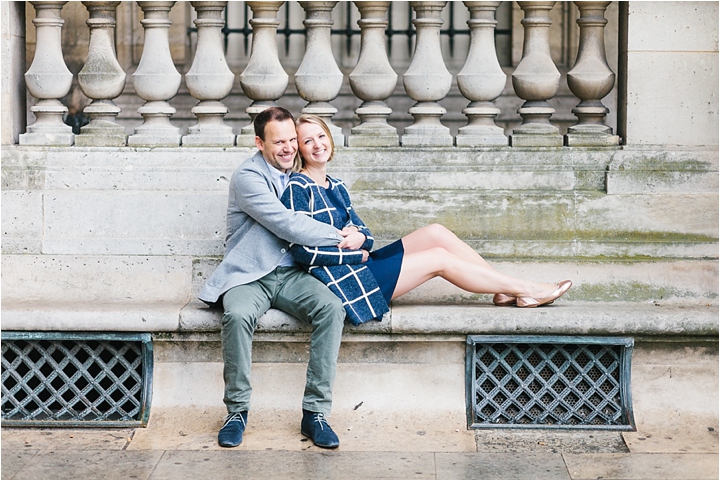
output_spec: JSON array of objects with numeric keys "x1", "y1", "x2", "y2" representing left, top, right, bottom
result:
[
  {"x1": 337, "y1": 227, "x2": 366, "y2": 250},
  {"x1": 361, "y1": 249, "x2": 369, "y2": 263}
]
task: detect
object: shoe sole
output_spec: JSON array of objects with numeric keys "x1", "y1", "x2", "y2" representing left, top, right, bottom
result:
[{"x1": 301, "y1": 430, "x2": 339, "y2": 449}]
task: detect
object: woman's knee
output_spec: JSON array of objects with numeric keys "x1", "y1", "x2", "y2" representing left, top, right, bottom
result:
[{"x1": 425, "y1": 223, "x2": 456, "y2": 243}]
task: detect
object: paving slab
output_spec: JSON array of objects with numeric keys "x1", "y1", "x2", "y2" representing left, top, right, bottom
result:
[
  {"x1": 128, "y1": 408, "x2": 475, "y2": 452},
  {"x1": 434, "y1": 452, "x2": 571, "y2": 479},
  {"x1": 0, "y1": 448, "x2": 39, "y2": 480},
  {"x1": 5, "y1": 449, "x2": 165, "y2": 480},
  {"x1": 1, "y1": 427, "x2": 134, "y2": 450},
  {"x1": 149, "y1": 450, "x2": 437, "y2": 480},
  {"x1": 623, "y1": 426, "x2": 719, "y2": 454},
  {"x1": 563, "y1": 453, "x2": 719, "y2": 480}
]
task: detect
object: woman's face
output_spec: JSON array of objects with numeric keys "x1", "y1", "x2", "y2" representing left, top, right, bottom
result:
[{"x1": 297, "y1": 122, "x2": 332, "y2": 168}]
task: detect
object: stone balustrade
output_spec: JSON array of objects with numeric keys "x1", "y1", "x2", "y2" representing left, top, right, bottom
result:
[{"x1": 19, "y1": 0, "x2": 621, "y2": 148}]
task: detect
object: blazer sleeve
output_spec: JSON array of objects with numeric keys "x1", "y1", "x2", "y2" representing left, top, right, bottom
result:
[
  {"x1": 281, "y1": 179, "x2": 367, "y2": 267},
  {"x1": 232, "y1": 166, "x2": 342, "y2": 247},
  {"x1": 335, "y1": 181, "x2": 374, "y2": 251}
]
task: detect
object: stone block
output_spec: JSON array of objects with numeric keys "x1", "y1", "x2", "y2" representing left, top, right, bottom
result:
[
  {"x1": 1, "y1": 254, "x2": 192, "y2": 304},
  {"x1": 606, "y1": 149, "x2": 719, "y2": 194},
  {"x1": 625, "y1": 51, "x2": 718, "y2": 146},
  {"x1": 628, "y1": 2, "x2": 719, "y2": 52},
  {"x1": 42, "y1": 191, "x2": 226, "y2": 256},
  {"x1": 1, "y1": 190, "x2": 43, "y2": 254},
  {"x1": 574, "y1": 192, "x2": 718, "y2": 240}
]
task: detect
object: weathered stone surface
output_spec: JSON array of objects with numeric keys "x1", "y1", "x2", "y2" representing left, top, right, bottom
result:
[
  {"x1": 1, "y1": 255, "x2": 192, "y2": 304},
  {"x1": 564, "y1": 453, "x2": 719, "y2": 480}
]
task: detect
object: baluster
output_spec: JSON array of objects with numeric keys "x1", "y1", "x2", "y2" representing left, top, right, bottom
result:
[
  {"x1": 401, "y1": 1, "x2": 453, "y2": 147},
  {"x1": 75, "y1": 1, "x2": 126, "y2": 147},
  {"x1": 236, "y1": 1, "x2": 288, "y2": 147},
  {"x1": 347, "y1": 1, "x2": 399, "y2": 147},
  {"x1": 566, "y1": 1, "x2": 619, "y2": 146},
  {"x1": 128, "y1": 1, "x2": 182, "y2": 147},
  {"x1": 456, "y1": 1, "x2": 507, "y2": 147},
  {"x1": 20, "y1": 0, "x2": 74, "y2": 146},
  {"x1": 295, "y1": 1, "x2": 344, "y2": 146},
  {"x1": 183, "y1": 1, "x2": 236, "y2": 147},
  {"x1": 510, "y1": 1, "x2": 562, "y2": 147}
]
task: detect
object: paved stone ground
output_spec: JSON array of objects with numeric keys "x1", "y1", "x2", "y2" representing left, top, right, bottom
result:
[{"x1": 2, "y1": 411, "x2": 718, "y2": 480}]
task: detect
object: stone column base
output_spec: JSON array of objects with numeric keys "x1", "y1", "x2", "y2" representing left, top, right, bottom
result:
[
  {"x1": 347, "y1": 134, "x2": 400, "y2": 147},
  {"x1": 566, "y1": 132, "x2": 620, "y2": 147},
  {"x1": 235, "y1": 134, "x2": 256, "y2": 148},
  {"x1": 127, "y1": 134, "x2": 182, "y2": 147},
  {"x1": 455, "y1": 133, "x2": 508, "y2": 147},
  {"x1": 510, "y1": 133, "x2": 563, "y2": 147},
  {"x1": 19, "y1": 132, "x2": 74, "y2": 146},
  {"x1": 74, "y1": 133, "x2": 127, "y2": 147},
  {"x1": 182, "y1": 134, "x2": 236, "y2": 147}
]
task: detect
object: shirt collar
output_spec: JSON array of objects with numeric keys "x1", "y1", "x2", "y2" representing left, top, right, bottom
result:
[{"x1": 264, "y1": 159, "x2": 288, "y2": 192}]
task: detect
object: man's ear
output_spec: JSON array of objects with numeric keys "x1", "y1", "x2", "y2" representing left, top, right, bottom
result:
[{"x1": 254, "y1": 136, "x2": 264, "y2": 151}]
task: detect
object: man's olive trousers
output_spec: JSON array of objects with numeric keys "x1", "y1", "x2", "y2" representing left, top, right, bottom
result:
[{"x1": 221, "y1": 266, "x2": 346, "y2": 415}]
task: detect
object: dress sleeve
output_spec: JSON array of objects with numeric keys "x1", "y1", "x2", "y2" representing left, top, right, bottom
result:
[{"x1": 281, "y1": 178, "x2": 367, "y2": 266}]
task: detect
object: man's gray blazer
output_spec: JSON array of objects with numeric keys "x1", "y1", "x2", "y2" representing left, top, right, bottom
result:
[{"x1": 198, "y1": 151, "x2": 343, "y2": 304}]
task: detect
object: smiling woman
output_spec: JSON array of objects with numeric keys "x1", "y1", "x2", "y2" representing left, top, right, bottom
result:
[{"x1": 280, "y1": 115, "x2": 573, "y2": 326}]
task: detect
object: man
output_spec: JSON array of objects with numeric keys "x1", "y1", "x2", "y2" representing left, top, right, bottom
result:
[{"x1": 199, "y1": 107, "x2": 355, "y2": 449}]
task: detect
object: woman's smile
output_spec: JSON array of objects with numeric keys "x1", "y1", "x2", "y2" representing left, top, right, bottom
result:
[{"x1": 297, "y1": 123, "x2": 332, "y2": 165}]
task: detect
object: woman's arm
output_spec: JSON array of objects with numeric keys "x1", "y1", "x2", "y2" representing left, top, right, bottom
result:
[
  {"x1": 289, "y1": 244, "x2": 366, "y2": 266},
  {"x1": 281, "y1": 178, "x2": 368, "y2": 267}
]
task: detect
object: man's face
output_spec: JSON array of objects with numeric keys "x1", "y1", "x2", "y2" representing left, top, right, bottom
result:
[{"x1": 255, "y1": 119, "x2": 297, "y2": 172}]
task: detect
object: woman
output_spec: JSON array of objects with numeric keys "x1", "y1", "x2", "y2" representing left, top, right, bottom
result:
[{"x1": 280, "y1": 115, "x2": 571, "y2": 326}]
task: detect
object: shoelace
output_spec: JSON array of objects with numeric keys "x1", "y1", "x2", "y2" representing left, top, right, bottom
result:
[
  {"x1": 222, "y1": 412, "x2": 246, "y2": 429},
  {"x1": 313, "y1": 412, "x2": 329, "y2": 431}
]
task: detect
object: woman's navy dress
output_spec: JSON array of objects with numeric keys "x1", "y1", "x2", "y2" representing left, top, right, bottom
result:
[{"x1": 323, "y1": 184, "x2": 404, "y2": 304}]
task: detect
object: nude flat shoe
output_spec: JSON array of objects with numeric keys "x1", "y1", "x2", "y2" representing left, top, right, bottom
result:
[
  {"x1": 493, "y1": 293, "x2": 516, "y2": 306},
  {"x1": 493, "y1": 293, "x2": 554, "y2": 307},
  {"x1": 516, "y1": 280, "x2": 572, "y2": 308}
]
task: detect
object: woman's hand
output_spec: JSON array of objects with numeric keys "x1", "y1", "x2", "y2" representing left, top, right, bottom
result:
[
  {"x1": 337, "y1": 228, "x2": 366, "y2": 250},
  {"x1": 361, "y1": 250, "x2": 369, "y2": 263}
]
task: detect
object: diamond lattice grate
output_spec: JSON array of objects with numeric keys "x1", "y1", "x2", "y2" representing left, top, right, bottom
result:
[
  {"x1": 2, "y1": 333, "x2": 152, "y2": 427},
  {"x1": 466, "y1": 336, "x2": 635, "y2": 430}
]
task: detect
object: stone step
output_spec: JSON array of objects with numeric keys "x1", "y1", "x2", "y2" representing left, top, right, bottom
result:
[
  {"x1": 3, "y1": 254, "x2": 716, "y2": 309},
  {"x1": 3, "y1": 147, "x2": 716, "y2": 261}
]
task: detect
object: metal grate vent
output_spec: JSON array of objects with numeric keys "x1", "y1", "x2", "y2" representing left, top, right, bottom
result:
[
  {"x1": 466, "y1": 336, "x2": 635, "y2": 430},
  {"x1": 2, "y1": 332, "x2": 153, "y2": 427}
]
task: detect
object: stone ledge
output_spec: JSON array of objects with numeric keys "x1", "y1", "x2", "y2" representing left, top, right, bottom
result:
[{"x1": 3, "y1": 300, "x2": 717, "y2": 338}]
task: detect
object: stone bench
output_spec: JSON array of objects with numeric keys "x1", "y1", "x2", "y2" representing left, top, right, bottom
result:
[{"x1": 3, "y1": 298, "x2": 717, "y2": 338}]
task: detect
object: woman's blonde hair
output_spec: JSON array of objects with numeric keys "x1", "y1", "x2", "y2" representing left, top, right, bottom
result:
[{"x1": 293, "y1": 114, "x2": 335, "y2": 172}]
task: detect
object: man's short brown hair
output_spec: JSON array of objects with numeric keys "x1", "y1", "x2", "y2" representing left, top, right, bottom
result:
[{"x1": 254, "y1": 107, "x2": 295, "y2": 140}]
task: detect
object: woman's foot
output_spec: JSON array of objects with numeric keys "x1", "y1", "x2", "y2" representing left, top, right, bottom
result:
[
  {"x1": 516, "y1": 280, "x2": 572, "y2": 308},
  {"x1": 493, "y1": 293, "x2": 516, "y2": 306}
]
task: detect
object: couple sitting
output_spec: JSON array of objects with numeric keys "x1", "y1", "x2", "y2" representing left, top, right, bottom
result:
[{"x1": 199, "y1": 107, "x2": 571, "y2": 450}]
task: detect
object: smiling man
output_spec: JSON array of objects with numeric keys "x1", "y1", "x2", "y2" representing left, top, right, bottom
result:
[{"x1": 198, "y1": 107, "x2": 353, "y2": 449}]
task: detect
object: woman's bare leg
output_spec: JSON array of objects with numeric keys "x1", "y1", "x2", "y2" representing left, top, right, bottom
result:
[
  {"x1": 401, "y1": 224, "x2": 495, "y2": 269},
  {"x1": 392, "y1": 246, "x2": 557, "y2": 300}
]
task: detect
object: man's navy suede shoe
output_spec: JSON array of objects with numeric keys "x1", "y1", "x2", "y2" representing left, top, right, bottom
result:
[
  {"x1": 218, "y1": 411, "x2": 247, "y2": 447},
  {"x1": 301, "y1": 409, "x2": 340, "y2": 449}
]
